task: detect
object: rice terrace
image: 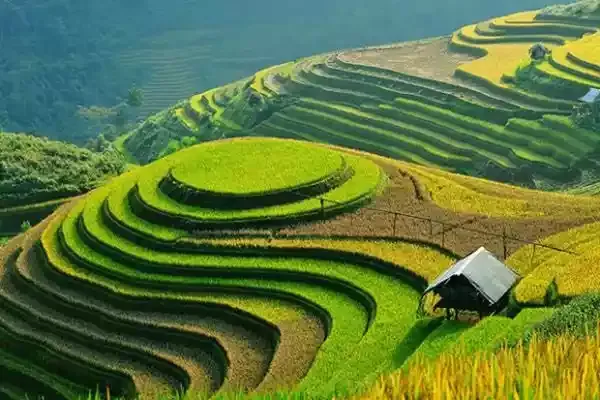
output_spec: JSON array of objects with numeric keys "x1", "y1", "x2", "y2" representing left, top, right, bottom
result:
[{"x1": 6, "y1": 0, "x2": 600, "y2": 399}]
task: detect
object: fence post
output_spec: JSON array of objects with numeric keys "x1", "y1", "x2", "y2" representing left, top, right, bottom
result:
[
  {"x1": 441, "y1": 223, "x2": 445, "y2": 247},
  {"x1": 502, "y1": 225, "x2": 508, "y2": 260},
  {"x1": 392, "y1": 213, "x2": 398, "y2": 236},
  {"x1": 320, "y1": 198, "x2": 325, "y2": 217}
]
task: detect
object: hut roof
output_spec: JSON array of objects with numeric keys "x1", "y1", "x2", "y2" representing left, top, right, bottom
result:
[
  {"x1": 579, "y1": 88, "x2": 600, "y2": 104},
  {"x1": 423, "y1": 247, "x2": 519, "y2": 304}
]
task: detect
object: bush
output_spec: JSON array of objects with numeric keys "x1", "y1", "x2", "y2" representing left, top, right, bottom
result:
[
  {"x1": 514, "y1": 60, "x2": 587, "y2": 100},
  {"x1": 526, "y1": 292, "x2": 600, "y2": 342},
  {"x1": 572, "y1": 103, "x2": 600, "y2": 132},
  {"x1": 0, "y1": 132, "x2": 126, "y2": 207},
  {"x1": 20, "y1": 220, "x2": 31, "y2": 232}
]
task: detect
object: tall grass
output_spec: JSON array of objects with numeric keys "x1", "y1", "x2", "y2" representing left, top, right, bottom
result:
[{"x1": 356, "y1": 321, "x2": 600, "y2": 399}]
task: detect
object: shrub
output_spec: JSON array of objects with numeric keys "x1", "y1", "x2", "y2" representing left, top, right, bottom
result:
[
  {"x1": 526, "y1": 291, "x2": 600, "y2": 342},
  {"x1": 20, "y1": 220, "x2": 32, "y2": 232},
  {"x1": 514, "y1": 60, "x2": 587, "y2": 99}
]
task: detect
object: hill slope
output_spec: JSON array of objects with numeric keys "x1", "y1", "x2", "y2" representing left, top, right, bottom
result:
[
  {"x1": 0, "y1": 132, "x2": 126, "y2": 235},
  {"x1": 121, "y1": 1, "x2": 600, "y2": 192},
  {"x1": 0, "y1": 0, "x2": 563, "y2": 143},
  {"x1": 4, "y1": 136, "x2": 600, "y2": 398}
]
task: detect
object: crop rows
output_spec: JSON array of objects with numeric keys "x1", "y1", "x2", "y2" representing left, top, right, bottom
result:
[
  {"x1": 0, "y1": 138, "x2": 457, "y2": 399},
  {"x1": 253, "y1": 63, "x2": 600, "y2": 182}
]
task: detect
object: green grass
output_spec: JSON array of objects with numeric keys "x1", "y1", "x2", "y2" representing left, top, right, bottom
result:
[
  {"x1": 113, "y1": 132, "x2": 140, "y2": 165},
  {"x1": 169, "y1": 139, "x2": 344, "y2": 195},
  {"x1": 298, "y1": 98, "x2": 513, "y2": 167},
  {"x1": 269, "y1": 61, "x2": 595, "y2": 179},
  {"x1": 131, "y1": 140, "x2": 382, "y2": 225},
  {"x1": 255, "y1": 112, "x2": 438, "y2": 167},
  {"x1": 403, "y1": 320, "x2": 472, "y2": 365},
  {"x1": 390, "y1": 97, "x2": 595, "y2": 157}
]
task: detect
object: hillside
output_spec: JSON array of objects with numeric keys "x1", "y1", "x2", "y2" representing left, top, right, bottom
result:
[
  {"x1": 0, "y1": 132, "x2": 126, "y2": 236},
  {"x1": 4, "y1": 135, "x2": 600, "y2": 398},
  {"x1": 122, "y1": 1, "x2": 600, "y2": 194},
  {"x1": 0, "y1": 0, "x2": 560, "y2": 143},
  {"x1": 7, "y1": 1, "x2": 600, "y2": 399}
]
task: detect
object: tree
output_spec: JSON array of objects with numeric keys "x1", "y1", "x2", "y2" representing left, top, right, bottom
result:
[
  {"x1": 114, "y1": 108, "x2": 128, "y2": 131},
  {"x1": 20, "y1": 220, "x2": 31, "y2": 232},
  {"x1": 127, "y1": 86, "x2": 144, "y2": 108}
]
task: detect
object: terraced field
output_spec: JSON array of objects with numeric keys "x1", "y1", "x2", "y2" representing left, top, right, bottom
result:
[
  {"x1": 42, "y1": 2, "x2": 600, "y2": 397},
  {"x1": 120, "y1": 6, "x2": 600, "y2": 192},
  {"x1": 8, "y1": 135, "x2": 600, "y2": 398},
  {"x1": 0, "y1": 138, "x2": 428, "y2": 399}
]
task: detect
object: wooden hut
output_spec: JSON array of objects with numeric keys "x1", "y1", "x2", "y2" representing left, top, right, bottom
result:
[
  {"x1": 579, "y1": 87, "x2": 600, "y2": 123},
  {"x1": 418, "y1": 247, "x2": 520, "y2": 319}
]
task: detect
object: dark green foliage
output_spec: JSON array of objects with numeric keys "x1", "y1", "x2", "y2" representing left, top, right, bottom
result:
[
  {"x1": 526, "y1": 292, "x2": 600, "y2": 342},
  {"x1": 572, "y1": 102, "x2": 600, "y2": 132},
  {"x1": 539, "y1": 0, "x2": 600, "y2": 17},
  {"x1": 0, "y1": 132, "x2": 126, "y2": 207},
  {"x1": 126, "y1": 87, "x2": 144, "y2": 108},
  {"x1": 514, "y1": 61, "x2": 588, "y2": 100},
  {"x1": 114, "y1": 109, "x2": 128, "y2": 131}
]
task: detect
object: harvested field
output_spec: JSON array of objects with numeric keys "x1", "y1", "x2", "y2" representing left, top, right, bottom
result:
[{"x1": 338, "y1": 37, "x2": 476, "y2": 84}]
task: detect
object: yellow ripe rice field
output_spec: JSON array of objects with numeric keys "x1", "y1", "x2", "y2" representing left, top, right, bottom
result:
[
  {"x1": 356, "y1": 322, "x2": 600, "y2": 400},
  {"x1": 567, "y1": 32, "x2": 600, "y2": 70}
]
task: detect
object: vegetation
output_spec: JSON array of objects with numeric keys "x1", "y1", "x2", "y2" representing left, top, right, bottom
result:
[
  {"x1": 7, "y1": 0, "x2": 600, "y2": 398},
  {"x1": 119, "y1": 11, "x2": 600, "y2": 192},
  {"x1": 0, "y1": 0, "x2": 555, "y2": 143},
  {"x1": 526, "y1": 292, "x2": 600, "y2": 341},
  {"x1": 357, "y1": 321, "x2": 600, "y2": 399},
  {"x1": 0, "y1": 132, "x2": 126, "y2": 208}
]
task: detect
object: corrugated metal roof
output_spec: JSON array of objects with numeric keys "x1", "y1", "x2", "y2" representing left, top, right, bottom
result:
[
  {"x1": 579, "y1": 88, "x2": 600, "y2": 104},
  {"x1": 424, "y1": 247, "x2": 519, "y2": 304}
]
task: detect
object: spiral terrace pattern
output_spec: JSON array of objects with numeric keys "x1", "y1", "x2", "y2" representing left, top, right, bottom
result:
[{"x1": 0, "y1": 137, "x2": 438, "y2": 399}]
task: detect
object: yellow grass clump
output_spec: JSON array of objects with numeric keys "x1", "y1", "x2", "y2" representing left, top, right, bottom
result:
[
  {"x1": 355, "y1": 321, "x2": 600, "y2": 400},
  {"x1": 250, "y1": 61, "x2": 294, "y2": 96},
  {"x1": 455, "y1": 27, "x2": 539, "y2": 84}
]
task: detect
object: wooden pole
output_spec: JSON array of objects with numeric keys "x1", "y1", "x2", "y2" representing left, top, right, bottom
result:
[
  {"x1": 503, "y1": 225, "x2": 508, "y2": 260},
  {"x1": 441, "y1": 223, "x2": 446, "y2": 247},
  {"x1": 392, "y1": 213, "x2": 398, "y2": 236},
  {"x1": 320, "y1": 198, "x2": 325, "y2": 217}
]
